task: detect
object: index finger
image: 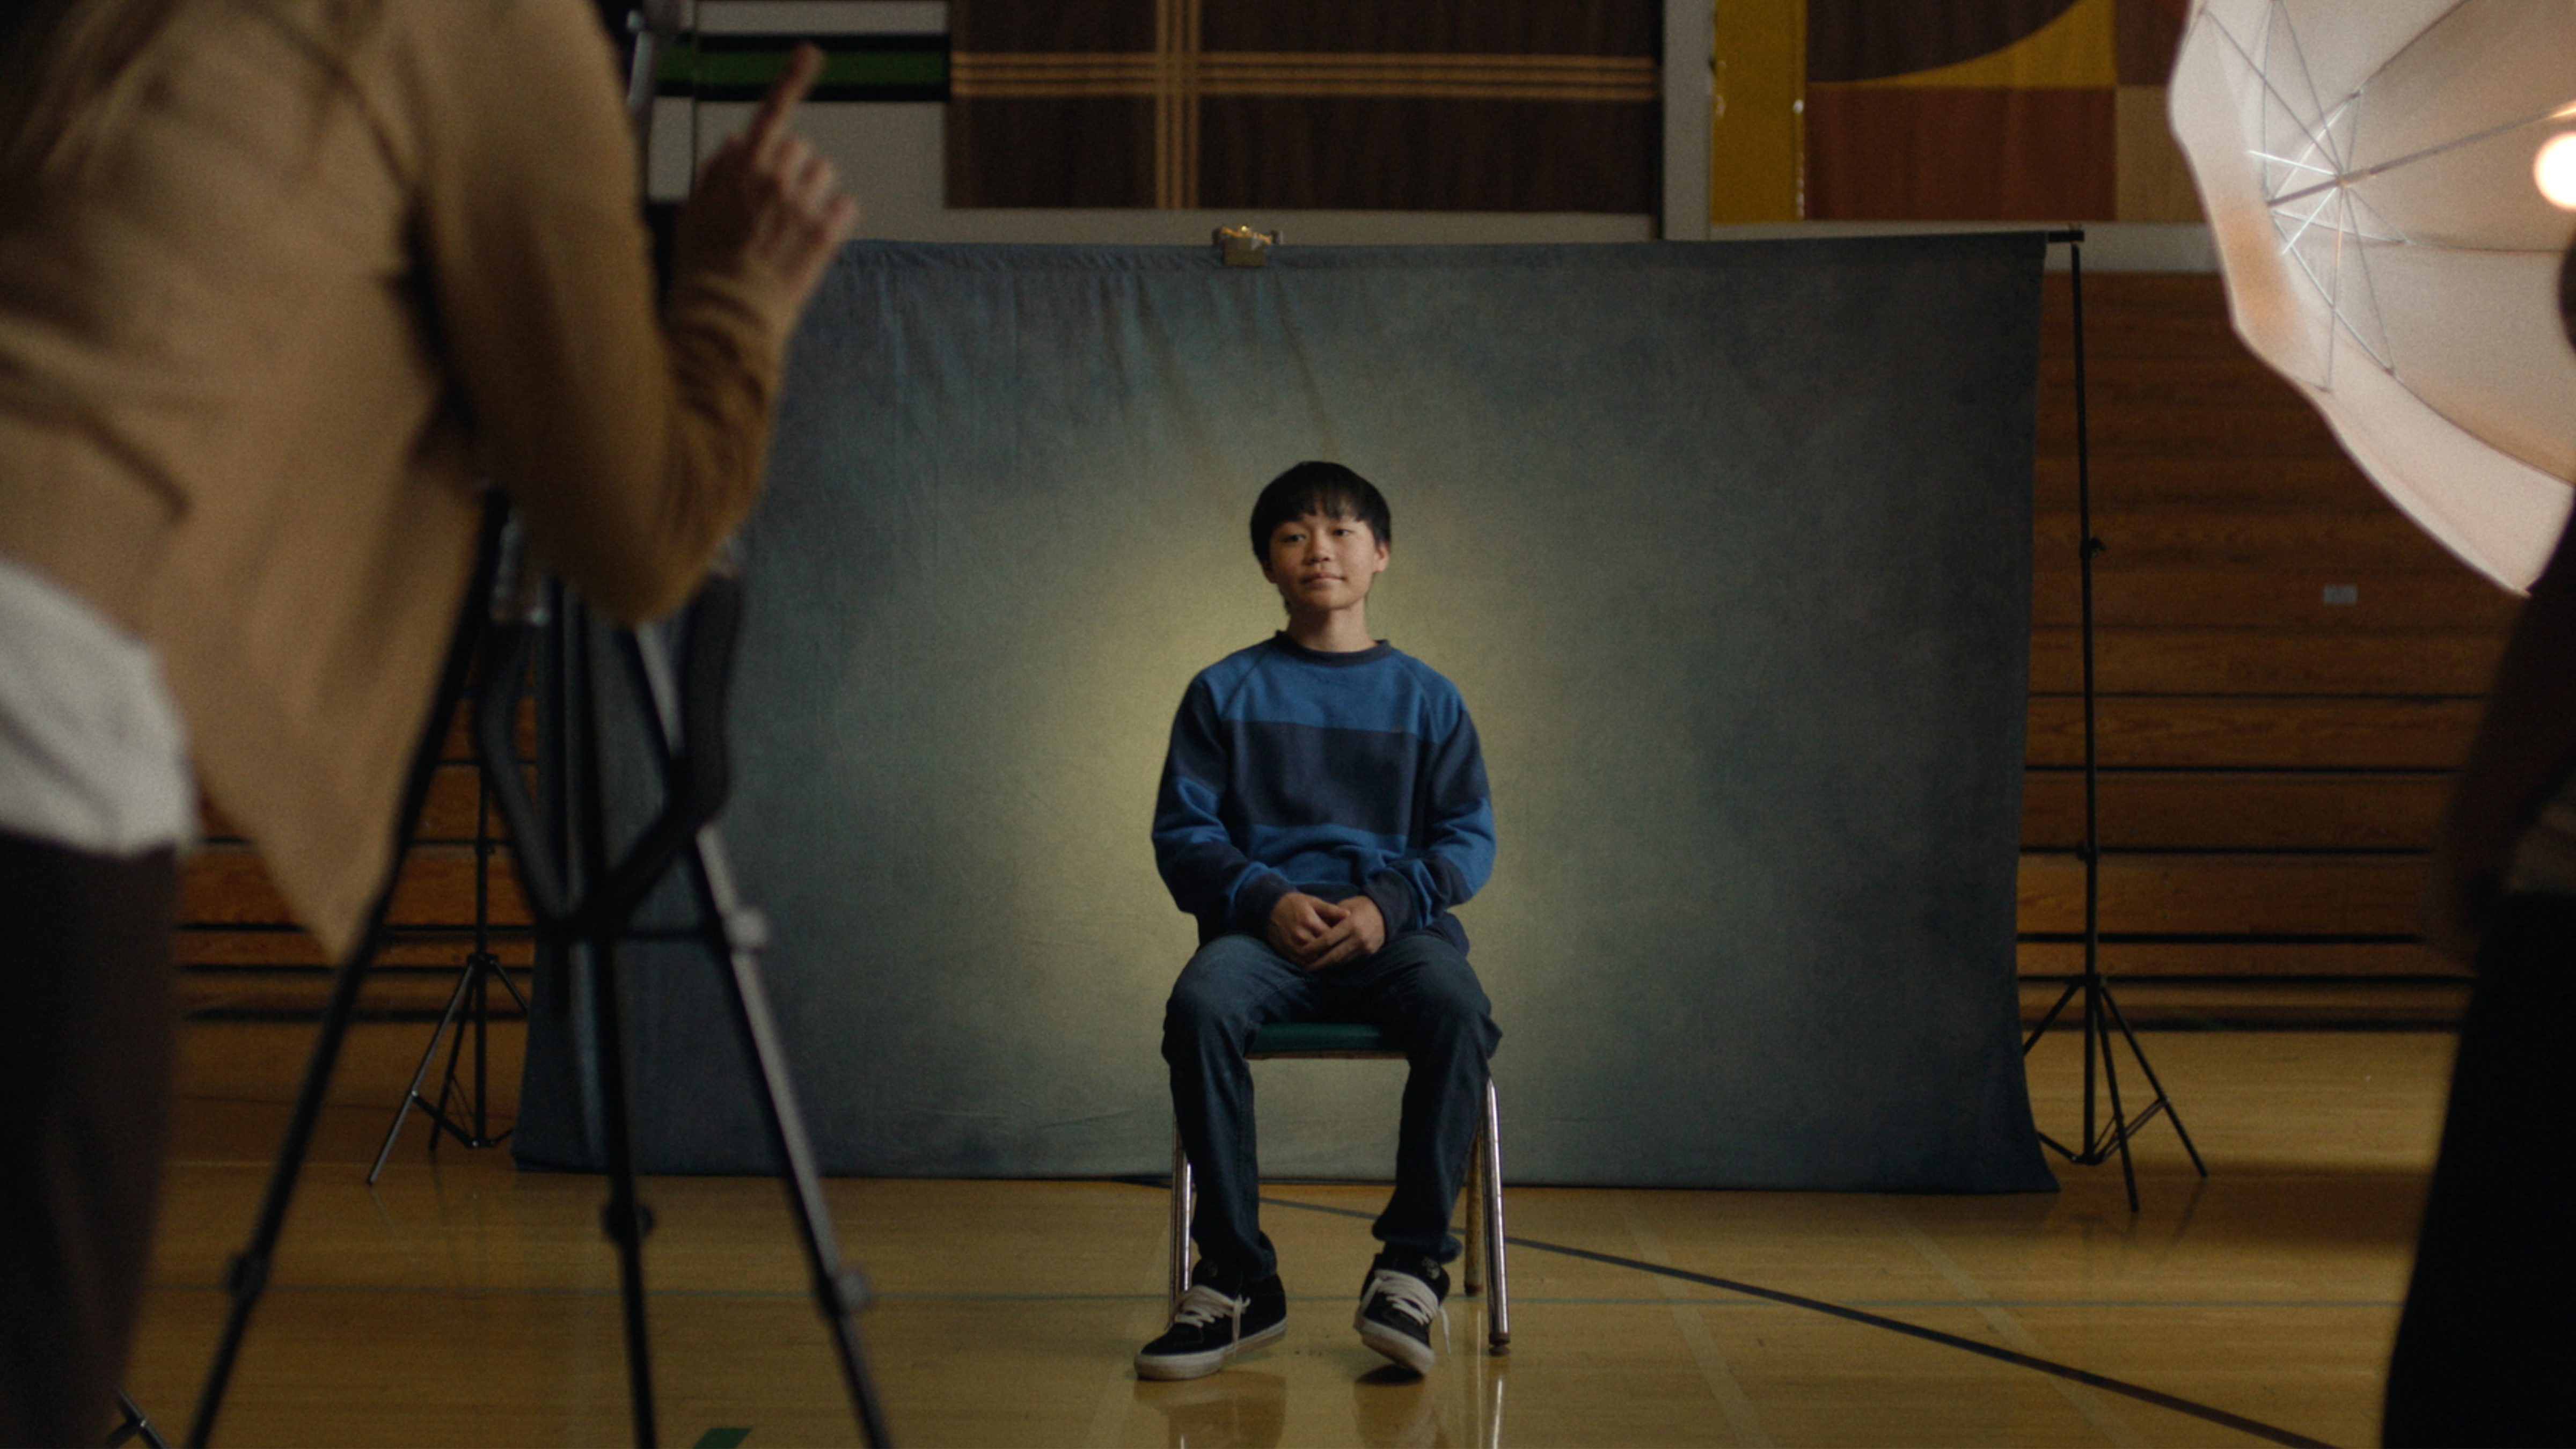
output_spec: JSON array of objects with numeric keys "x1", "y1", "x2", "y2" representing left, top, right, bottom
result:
[{"x1": 748, "y1": 42, "x2": 825, "y2": 151}]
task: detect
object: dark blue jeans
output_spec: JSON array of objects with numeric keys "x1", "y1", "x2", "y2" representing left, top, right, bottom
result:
[{"x1": 1162, "y1": 931, "x2": 1501, "y2": 1293}]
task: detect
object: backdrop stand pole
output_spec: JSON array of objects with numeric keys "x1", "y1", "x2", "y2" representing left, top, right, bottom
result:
[{"x1": 2021, "y1": 228, "x2": 2209, "y2": 1212}]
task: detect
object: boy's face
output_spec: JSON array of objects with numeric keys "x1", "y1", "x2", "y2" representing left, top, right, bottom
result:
[{"x1": 1260, "y1": 508, "x2": 1388, "y2": 616}]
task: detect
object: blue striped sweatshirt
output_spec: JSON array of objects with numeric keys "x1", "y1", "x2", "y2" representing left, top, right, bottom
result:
[{"x1": 1152, "y1": 634, "x2": 1496, "y2": 953}]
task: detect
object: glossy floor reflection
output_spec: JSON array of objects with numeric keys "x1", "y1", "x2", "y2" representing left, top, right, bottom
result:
[{"x1": 121, "y1": 1024, "x2": 2447, "y2": 1446}]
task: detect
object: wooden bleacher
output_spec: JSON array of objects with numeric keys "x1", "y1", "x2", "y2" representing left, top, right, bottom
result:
[{"x1": 2023, "y1": 272, "x2": 2506, "y2": 1024}]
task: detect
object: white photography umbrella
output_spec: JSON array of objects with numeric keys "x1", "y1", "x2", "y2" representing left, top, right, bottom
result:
[{"x1": 2169, "y1": 0, "x2": 2576, "y2": 591}]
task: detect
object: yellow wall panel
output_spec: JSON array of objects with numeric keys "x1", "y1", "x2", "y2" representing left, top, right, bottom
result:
[{"x1": 1710, "y1": 0, "x2": 1804, "y2": 222}]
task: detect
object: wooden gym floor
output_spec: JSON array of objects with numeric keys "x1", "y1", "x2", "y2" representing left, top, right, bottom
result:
[{"x1": 122, "y1": 1021, "x2": 2446, "y2": 1447}]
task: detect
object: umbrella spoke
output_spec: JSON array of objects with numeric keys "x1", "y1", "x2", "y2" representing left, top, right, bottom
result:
[
  {"x1": 2271, "y1": 187, "x2": 2340, "y2": 253},
  {"x1": 2249, "y1": 150, "x2": 2334, "y2": 179},
  {"x1": 2259, "y1": 3, "x2": 2326, "y2": 143},
  {"x1": 2208, "y1": 12, "x2": 2341, "y2": 179},
  {"x1": 2272, "y1": 100, "x2": 2576, "y2": 209}
]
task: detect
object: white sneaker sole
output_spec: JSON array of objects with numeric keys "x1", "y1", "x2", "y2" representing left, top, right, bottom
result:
[
  {"x1": 1135, "y1": 1316, "x2": 1287, "y2": 1381},
  {"x1": 1356, "y1": 1312, "x2": 1437, "y2": 1374}
]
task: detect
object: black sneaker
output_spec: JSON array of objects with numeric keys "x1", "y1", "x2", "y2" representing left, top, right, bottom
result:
[
  {"x1": 1135, "y1": 1275, "x2": 1287, "y2": 1380},
  {"x1": 1354, "y1": 1252, "x2": 1447, "y2": 1374}
]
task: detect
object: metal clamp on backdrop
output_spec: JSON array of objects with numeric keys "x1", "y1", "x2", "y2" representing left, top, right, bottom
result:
[{"x1": 1215, "y1": 224, "x2": 1280, "y2": 267}]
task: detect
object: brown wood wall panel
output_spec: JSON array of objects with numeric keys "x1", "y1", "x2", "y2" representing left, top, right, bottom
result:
[
  {"x1": 2040, "y1": 314, "x2": 2259, "y2": 361},
  {"x1": 174, "y1": 931, "x2": 533, "y2": 969},
  {"x1": 181, "y1": 845, "x2": 529, "y2": 929},
  {"x1": 2024, "y1": 696, "x2": 2480, "y2": 770},
  {"x1": 2033, "y1": 568, "x2": 2519, "y2": 630},
  {"x1": 433, "y1": 698, "x2": 538, "y2": 759},
  {"x1": 2021, "y1": 771, "x2": 2448, "y2": 851},
  {"x1": 2037, "y1": 354, "x2": 2318, "y2": 406},
  {"x1": 1803, "y1": 87, "x2": 2114, "y2": 222},
  {"x1": 2033, "y1": 456, "x2": 2391, "y2": 510},
  {"x1": 177, "y1": 968, "x2": 503, "y2": 1018},
  {"x1": 2035, "y1": 510, "x2": 2472, "y2": 570},
  {"x1": 2017, "y1": 852, "x2": 2423, "y2": 936},
  {"x1": 2024, "y1": 272, "x2": 2509, "y2": 1021},
  {"x1": 2018, "y1": 938, "x2": 2466, "y2": 979},
  {"x1": 407, "y1": 766, "x2": 526, "y2": 843},
  {"x1": 2035, "y1": 406, "x2": 2344, "y2": 458},
  {"x1": 2029, "y1": 627, "x2": 2506, "y2": 696}
]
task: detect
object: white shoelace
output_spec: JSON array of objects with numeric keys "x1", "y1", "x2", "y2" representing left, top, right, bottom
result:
[
  {"x1": 1364, "y1": 1269, "x2": 1445, "y2": 1332},
  {"x1": 1169, "y1": 1283, "x2": 1249, "y2": 1337}
]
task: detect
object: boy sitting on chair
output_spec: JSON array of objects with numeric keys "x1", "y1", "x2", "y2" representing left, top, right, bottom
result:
[{"x1": 1140, "y1": 461, "x2": 1502, "y2": 1381}]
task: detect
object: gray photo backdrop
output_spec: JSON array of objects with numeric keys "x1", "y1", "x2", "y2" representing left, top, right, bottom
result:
[{"x1": 517, "y1": 233, "x2": 2057, "y2": 1191}]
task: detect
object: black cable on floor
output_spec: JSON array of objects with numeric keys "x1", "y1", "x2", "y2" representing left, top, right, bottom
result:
[{"x1": 1127, "y1": 1181, "x2": 2334, "y2": 1449}]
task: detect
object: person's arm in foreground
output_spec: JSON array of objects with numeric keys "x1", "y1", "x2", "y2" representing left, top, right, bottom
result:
[
  {"x1": 2423, "y1": 515, "x2": 2576, "y2": 960},
  {"x1": 420, "y1": 13, "x2": 855, "y2": 623}
]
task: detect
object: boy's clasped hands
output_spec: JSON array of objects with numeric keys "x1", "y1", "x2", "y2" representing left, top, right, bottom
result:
[{"x1": 1268, "y1": 891, "x2": 1386, "y2": 972}]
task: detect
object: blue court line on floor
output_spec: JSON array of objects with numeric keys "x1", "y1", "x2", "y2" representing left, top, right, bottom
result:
[{"x1": 1245, "y1": 1189, "x2": 2335, "y2": 1449}]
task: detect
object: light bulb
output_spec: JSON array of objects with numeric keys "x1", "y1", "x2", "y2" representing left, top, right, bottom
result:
[{"x1": 2535, "y1": 132, "x2": 2576, "y2": 209}]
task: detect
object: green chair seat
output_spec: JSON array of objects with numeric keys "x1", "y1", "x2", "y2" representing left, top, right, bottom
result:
[{"x1": 1248, "y1": 1021, "x2": 1396, "y2": 1056}]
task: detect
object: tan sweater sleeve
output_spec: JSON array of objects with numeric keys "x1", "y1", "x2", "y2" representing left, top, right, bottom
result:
[{"x1": 399, "y1": 0, "x2": 784, "y2": 625}]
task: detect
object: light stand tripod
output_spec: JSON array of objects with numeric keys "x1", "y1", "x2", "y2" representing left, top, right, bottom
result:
[
  {"x1": 2019, "y1": 228, "x2": 2209, "y2": 1213},
  {"x1": 186, "y1": 527, "x2": 892, "y2": 1448},
  {"x1": 366, "y1": 760, "x2": 530, "y2": 1184},
  {"x1": 484, "y1": 559, "x2": 893, "y2": 1449}
]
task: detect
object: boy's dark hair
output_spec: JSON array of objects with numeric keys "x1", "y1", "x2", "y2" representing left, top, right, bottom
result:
[{"x1": 1249, "y1": 462, "x2": 1392, "y2": 560}]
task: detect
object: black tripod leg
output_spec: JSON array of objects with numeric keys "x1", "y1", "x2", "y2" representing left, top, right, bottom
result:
[
  {"x1": 367, "y1": 963, "x2": 480, "y2": 1184},
  {"x1": 588, "y1": 935, "x2": 660, "y2": 1448},
  {"x1": 107, "y1": 1389, "x2": 166, "y2": 1449},
  {"x1": 426, "y1": 975, "x2": 481, "y2": 1153},
  {"x1": 708, "y1": 906, "x2": 891, "y2": 1446},
  {"x1": 185, "y1": 507, "x2": 500, "y2": 1446},
  {"x1": 2100, "y1": 983, "x2": 2208, "y2": 1176},
  {"x1": 187, "y1": 919, "x2": 385, "y2": 1447},
  {"x1": 2089, "y1": 980, "x2": 2141, "y2": 1213},
  {"x1": 2025, "y1": 979, "x2": 2083, "y2": 1158},
  {"x1": 2021, "y1": 980, "x2": 2079, "y2": 1053}
]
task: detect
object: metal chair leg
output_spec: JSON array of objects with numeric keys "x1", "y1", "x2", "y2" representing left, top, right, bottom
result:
[
  {"x1": 1461, "y1": 1132, "x2": 1485, "y2": 1297},
  {"x1": 1169, "y1": 1129, "x2": 1193, "y2": 1312},
  {"x1": 1481, "y1": 1079, "x2": 1509, "y2": 1351}
]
